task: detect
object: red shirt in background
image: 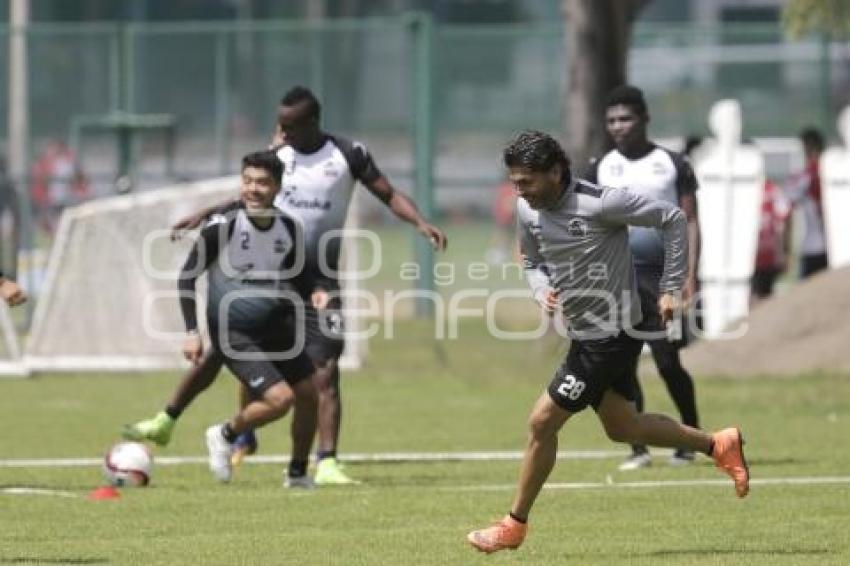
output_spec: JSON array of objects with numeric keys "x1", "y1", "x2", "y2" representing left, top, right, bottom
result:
[{"x1": 756, "y1": 180, "x2": 792, "y2": 270}]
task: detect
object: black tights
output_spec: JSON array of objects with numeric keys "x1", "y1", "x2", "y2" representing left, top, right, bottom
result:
[{"x1": 631, "y1": 339, "x2": 699, "y2": 454}]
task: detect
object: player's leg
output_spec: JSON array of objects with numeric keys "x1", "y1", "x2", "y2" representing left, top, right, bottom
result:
[
  {"x1": 467, "y1": 392, "x2": 570, "y2": 553},
  {"x1": 123, "y1": 350, "x2": 225, "y2": 446},
  {"x1": 284, "y1": 376, "x2": 319, "y2": 488},
  {"x1": 619, "y1": 350, "x2": 652, "y2": 471},
  {"x1": 469, "y1": 338, "x2": 599, "y2": 553},
  {"x1": 302, "y1": 303, "x2": 356, "y2": 485},
  {"x1": 648, "y1": 338, "x2": 700, "y2": 465},
  {"x1": 596, "y1": 390, "x2": 749, "y2": 497},
  {"x1": 206, "y1": 356, "x2": 298, "y2": 483},
  {"x1": 231, "y1": 384, "x2": 258, "y2": 466},
  {"x1": 618, "y1": 268, "x2": 660, "y2": 470}
]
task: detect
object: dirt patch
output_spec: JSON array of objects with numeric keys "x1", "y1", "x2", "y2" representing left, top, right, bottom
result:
[{"x1": 670, "y1": 266, "x2": 850, "y2": 377}]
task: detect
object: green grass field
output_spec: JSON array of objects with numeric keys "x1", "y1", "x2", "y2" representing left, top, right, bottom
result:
[{"x1": 1, "y1": 321, "x2": 849, "y2": 565}]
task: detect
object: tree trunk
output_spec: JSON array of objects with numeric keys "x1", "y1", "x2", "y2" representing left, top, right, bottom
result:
[{"x1": 562, "y1": 0, "x2": 650, "y2": 170}]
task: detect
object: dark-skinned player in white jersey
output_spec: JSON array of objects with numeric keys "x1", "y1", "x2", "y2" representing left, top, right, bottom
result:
[
  {"x1": 125, "y1": 86, "x2": 446, "y2": 486},
  {"x1": 585, "y1": 85, "x2": 703, "y2": 470},
  {"x1": 466, "y1": 130, "x2": 748, "y2": 554}
]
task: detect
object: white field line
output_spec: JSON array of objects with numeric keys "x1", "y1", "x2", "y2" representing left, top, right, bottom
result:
[
  {"x1": 444, "y1": 476, "x2": 850, "y2": 492},
  {"x1": 1, "y1": 487, "x2": 79, "y2": 498},
  {"x1": 0, "y1": 450, "x2": 624, "y2": 468}
]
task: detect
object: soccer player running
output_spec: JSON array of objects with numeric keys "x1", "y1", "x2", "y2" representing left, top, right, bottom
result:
[
  {"x1": 181, "y1": 150, "x2": 317, "y2": 483},
  {"x1": 466, "y1": 130, "x2": 749, "y2": 554},
  {"x1": 125, "y1": 86, "x2": 446, "y2": 486},
  {"x1": 585, "y1": 85, "x2": 703, "y2": 470}
]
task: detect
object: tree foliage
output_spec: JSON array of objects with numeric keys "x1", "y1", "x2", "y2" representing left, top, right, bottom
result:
[{"x1": 783, "y1": 0, "x2": 850, "y2": 38}]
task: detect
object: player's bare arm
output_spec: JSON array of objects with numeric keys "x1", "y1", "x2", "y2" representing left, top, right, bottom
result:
[
  {"x1": 364, "y1": 176, "x2": 448, "y2": 251},
  {"x1": 679, "y1": 191, "x2": 700, "y2": 304}
]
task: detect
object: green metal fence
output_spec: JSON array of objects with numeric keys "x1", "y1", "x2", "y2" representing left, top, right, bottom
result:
[
  {"x1": 0, "y1": 16, "x2": 845, "y2": 320},
  {"x1": 1, "y1": 18, "x2": 844, "y2": 178}
]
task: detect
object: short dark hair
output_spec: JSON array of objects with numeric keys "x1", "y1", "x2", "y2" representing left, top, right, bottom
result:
[
  {"x1": 280, "y1": 85, "x2": 321, "y2": 121},
  {"x1": 503, "y1": 130, "x2": 571, "y2": 180},
  {"x1": 605, "y1": 84, "x2": 648, "y2": 116},
  {"x1": 800, "y1": 127, "x2": 825, "y2": 152},
  {"x1": 242, "y1": 150, "x2": 283, "y2": 186}
]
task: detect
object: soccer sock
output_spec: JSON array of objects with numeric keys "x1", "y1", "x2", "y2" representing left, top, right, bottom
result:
[
  {"x1": 164, "y1": 405, "x2": 182, "y2": 420},
  {"x1": 509, "y1": 512, "x2": 527, "y2": 524},
  {"x1": 288, "y1": 460, "x2": 308, "y2": 478},
  {"x1": 318, "y1": 450, "x2": 336, "y2": 461},
  {"x1": 221, "y1": 423, "x2": 237, "y2": 443}
]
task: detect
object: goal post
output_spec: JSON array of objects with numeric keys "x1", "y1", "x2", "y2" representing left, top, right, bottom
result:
[{"x1": 13, "y1": 175, "x2": 366, "y2": 375}]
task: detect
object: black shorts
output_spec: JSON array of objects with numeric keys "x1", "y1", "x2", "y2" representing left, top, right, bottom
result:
[
  {"x1": 634, "y1": 265, "x2": 690, "y2": 348},
  {"x1": 304, "y1": 299, "x2": 345, "y2": 366},
  {"x1": 547, "y1": 331, "x2": 643, "y2": 413},
  {"x1": 209, "y1": 314, "x2": 313, "y2": 398}
]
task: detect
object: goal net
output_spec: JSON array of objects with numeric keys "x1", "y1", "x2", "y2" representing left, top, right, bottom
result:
[{"x1": 18, "y1": 176, "x2": 366, "y2": 375}]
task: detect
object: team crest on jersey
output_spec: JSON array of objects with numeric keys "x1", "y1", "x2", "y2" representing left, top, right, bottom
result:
[
  {"x1": 273, "y1": 238, "x2": 290, "y2": 254},
  {"x1": 567, "y1": 217, "x2": 589, "y2": 237},
  {"x1": 652, "y1": 162, "x2": 666, "y2": 175},
  {"x1": 323, "y1": 162, "x2": 340, "y2": 178},
  {"x1": 609, "y1": 163, "x2": 624, "y2": 177}
]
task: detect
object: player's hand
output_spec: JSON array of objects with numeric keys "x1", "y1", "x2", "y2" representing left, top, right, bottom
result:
[
  {"x1": 182, "y1": 334, "x2": 203, "y2": 365},
  {"x1": 311, "y1": 289, "x2": 330, "y2": 310},
  {"x1": 658, "y1": 292, "x2": 682, "y2": 325},
  {"x1": 535, "y1": 287, "x2": 559, "y2": 315},
  {"x1": 0, "y1": 278, "x2": 26, "y2": 307},
  {"x1": 418, "y1": 223, "x2": 447, "y2": 251},
  {"x1": 170, "y1": 214, "x2": 205, "y2": 241}
]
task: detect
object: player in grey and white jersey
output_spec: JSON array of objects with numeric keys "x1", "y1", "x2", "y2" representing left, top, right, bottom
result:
[{"x1": 467, "y1": 130, "x2": 749, "y2": 554}]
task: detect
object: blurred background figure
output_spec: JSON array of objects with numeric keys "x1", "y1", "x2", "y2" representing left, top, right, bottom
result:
[
  {"x1": 752, "y1": 178, "x2": 792, "y2": 305},
  {"x1": 485, "y1": 175, "x2": 517, "y2": 265},
  {"x1": 783, "y1": 128, "x2": 826, "y2": 278},
  {"x1": 29, "y1": 140, "x2": 89, "y2": 236}
]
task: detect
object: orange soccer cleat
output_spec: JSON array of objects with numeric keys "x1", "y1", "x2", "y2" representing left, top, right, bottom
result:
[
  {"x1": 467, "y1": 515, "x2": 528, "y2": 553},
  {"x1": 712, "y1": 427, "x2": 750, "y2": 498}
]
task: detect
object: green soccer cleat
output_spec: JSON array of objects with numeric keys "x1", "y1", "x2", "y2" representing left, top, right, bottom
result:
[
  {"x1": 314, "y1": 457, "x2": 360, "y2": 485},
  {"x1": 122, "y1": 411, "x2": 175, "y2": 447}
]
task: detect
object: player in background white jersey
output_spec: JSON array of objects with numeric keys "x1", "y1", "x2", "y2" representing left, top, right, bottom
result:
[
  {"x1": 585, "y1": 85, "x2": 703, "y2": 470},
  {"x1": 125, "y1": 86, "x2": 447, "y2": 487}
]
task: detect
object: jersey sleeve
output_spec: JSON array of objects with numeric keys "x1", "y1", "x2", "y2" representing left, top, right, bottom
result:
[
  {"x1": 177, "y1": 215, "x2": 230, "y2": 332},
  {"x1": 600, "y1": 187, "x2": 688, "y2": 292},
  {"x1": 331, "y1": 135, "x2": 383, "y2": 185},
  {"x1": 669, "y1": 150, "x2": 698, "y2": 200},
  {"x1": 582, "y1": 157, "x2": 601, "y2": 184},
  {"x1": 516, "y1": 201, "x2": 551, "y2": 301}
]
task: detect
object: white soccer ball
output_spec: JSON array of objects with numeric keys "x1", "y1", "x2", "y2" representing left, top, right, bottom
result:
[{"x1": 102, "y1": 441, "x2": 153, "y2": 487}]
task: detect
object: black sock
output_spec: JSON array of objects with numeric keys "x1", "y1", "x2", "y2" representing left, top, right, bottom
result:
[
  {"x1": 318, "y1": 450, "x2": 336, "y2": 461},
  {"x1": 288, "y1": 460, "x2": 308, "y2": 478},
  {"x1": 221, "y1": 423, "x2": 237, "y2": 443},
  {"x1": 164, "y1": 405, "x2": 182, "y2": 420},
  {"x1": 509, "y1": 512, "x2": 527, "y2": 524}
]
